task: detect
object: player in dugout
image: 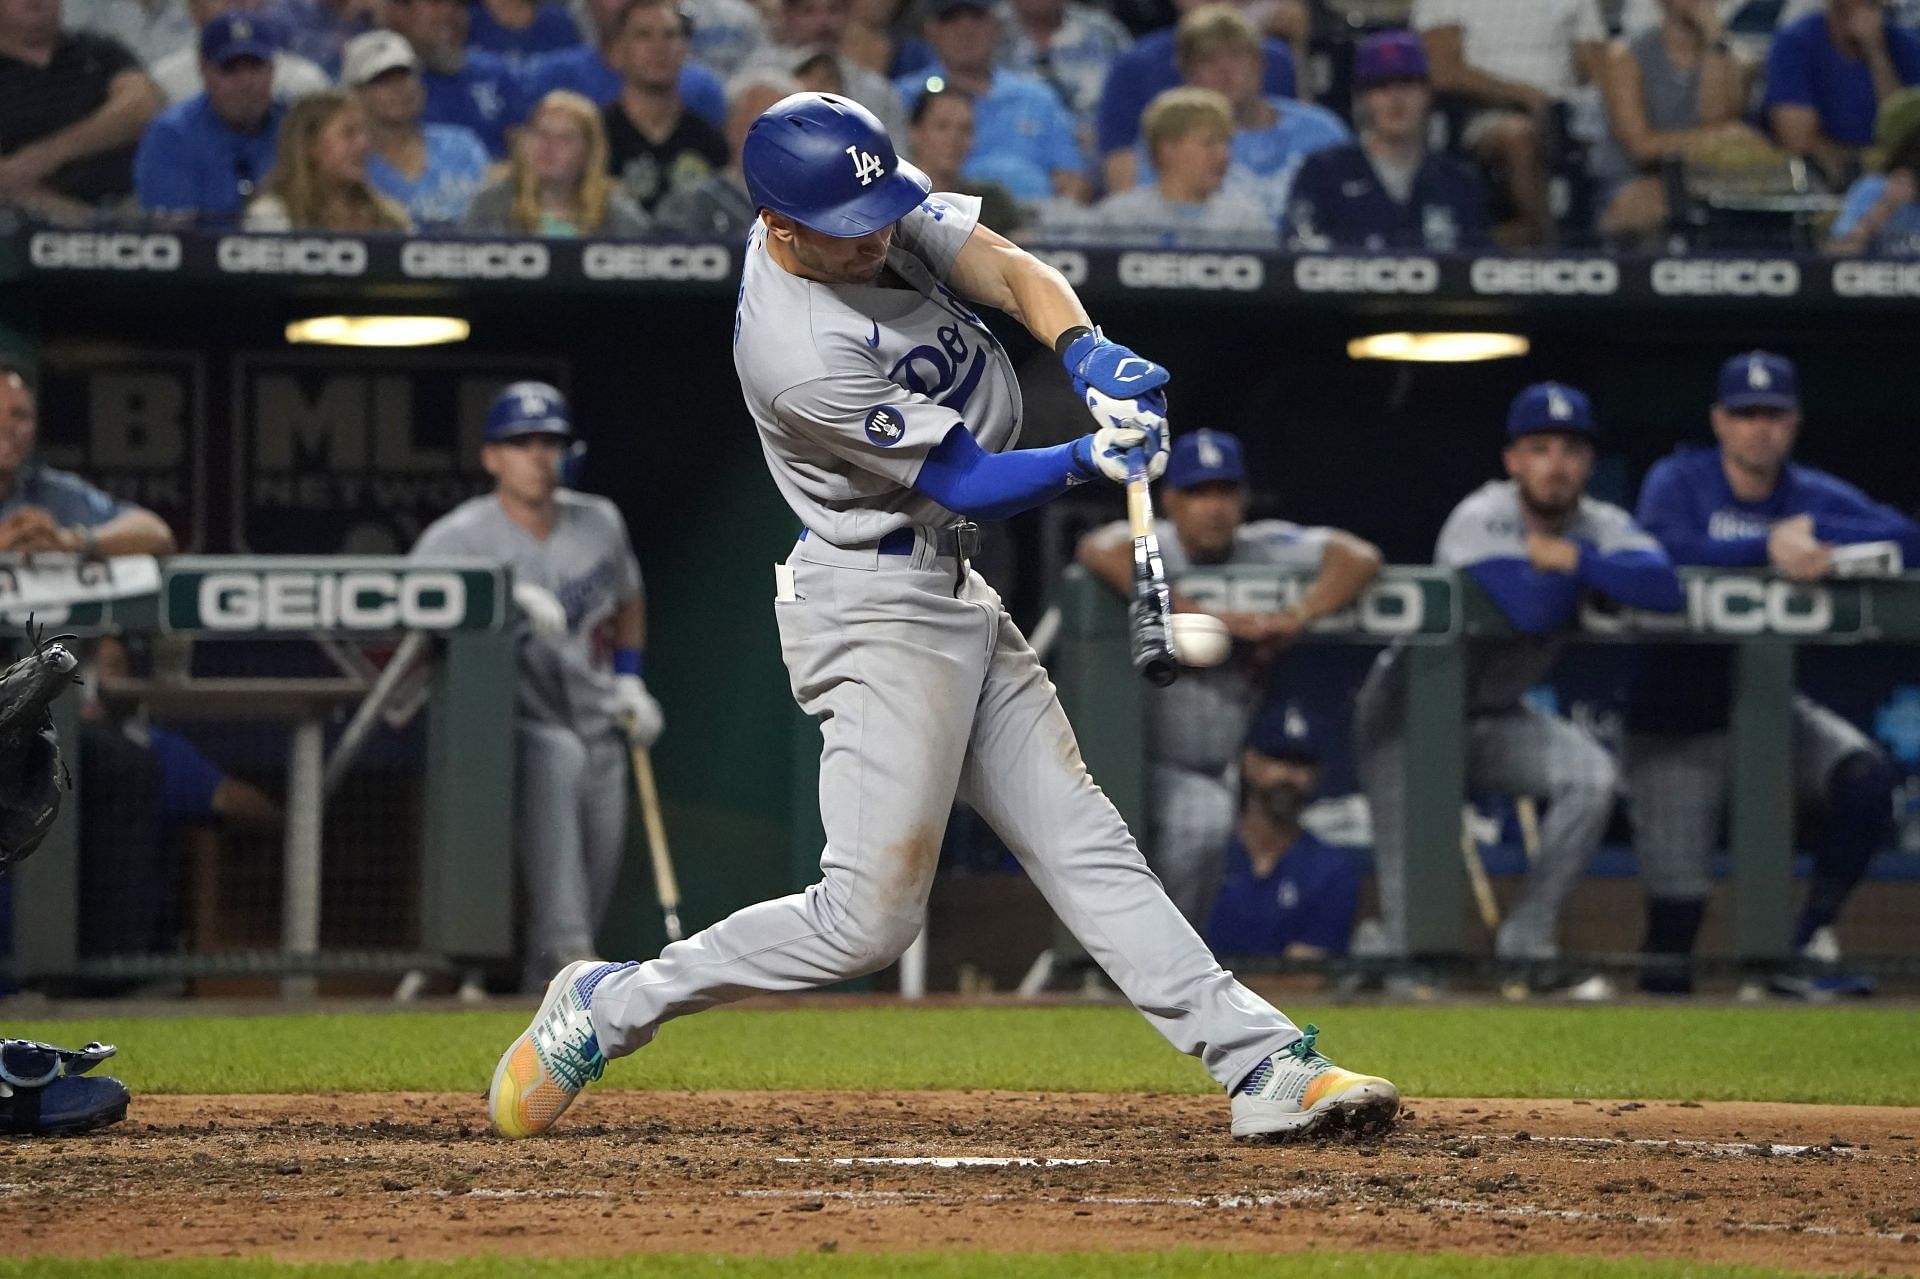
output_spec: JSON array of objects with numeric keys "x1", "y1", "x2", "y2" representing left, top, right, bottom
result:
[
  {"x1": 1076, "y1": 428, "x2": 1381, "y2": 933},
  {"x1": 1626, "y1": 351, "x2": 1920, "y2": 997}
]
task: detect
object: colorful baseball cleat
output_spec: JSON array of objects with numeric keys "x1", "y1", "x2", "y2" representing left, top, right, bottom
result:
[
  {"x1": 488, "y1": 959, "x2": 636, "y2": 1138},
  {"x1": 1229, "y1": 1025, "x2": 1399, "y2": 1140}
]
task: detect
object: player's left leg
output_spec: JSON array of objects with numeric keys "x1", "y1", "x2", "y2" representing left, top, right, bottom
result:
[
  {"x1": 1148, "y1": 763, "x2": 1236, "y2": 930},
  {"x1": 580, "y1": 732, "x2": 632, "y2": 940},
  {"x1": 1471, "y1": 706, "x2": 1616, "y2": 964},
  {"x1": 1781, "y1": 698, "x2": 1893, "y2": 995},
  {"x1": 515, "y1": 722, "x2": 596, "y2": 990},
  {"x1": 955, "y1": 578, "x2": 1396, "y2": 1138}
]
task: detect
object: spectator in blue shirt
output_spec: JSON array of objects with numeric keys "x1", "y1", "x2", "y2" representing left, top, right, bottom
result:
[
  {"x1": 135, "y1": 11, "x2": 287, "y2": 223},
  {"x1": 1286, "y1": 29, "x2": 1492, "y2": 251},
  {"x1": 1205, "y1": 702, "x2": 1363, "y2": 967},
  {"x1": 525, "y1": 0, "x2": 726, "y2": 128},
  {"x1": 0, "y1": 362, "x2": 175, "y2": 557},
  {"x1": 1829, "y1": 84, "x2": 1920, "y2": 251},
  {"x1": 470, "y1": 0, "x2": 583, "y2": 69},
  {"x1": 1094, "y1": 0, "x2": 1297, "y2": 194},
  {"x1": 1766, "y1": 0, "x2": 1920, "y2": 184},
  {"x1": 894, "y1": 0, "x2": 1088, "y2": 202},
  {"x1": 381, "y1": 0, "x2": 525, "y2": 159},
  {"x1": 993, "y1": 0, "x2": 1132, "y2": 131},
  {"x1": 343, "y1": 29, "x2": 489, "y2": 225}
]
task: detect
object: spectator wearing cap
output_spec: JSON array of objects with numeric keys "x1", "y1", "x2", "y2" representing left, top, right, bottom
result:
[
  {"x1": 736, "y1": 0, "x2": 905, "y2": 138},
  {"x1": 1285, "y1": 29, "x2": 1490, "y2": 251},
  {"x1": 1829, "y1": 84, "x2": 1920, "y2": 251},
  {"x1": 469, "y1": 0, "x2": 583, "y2": 70},
  {"x1": 1767, "y1": 0, "x2": 1920, "y2": 185},
  {"x1": 342, "y1": 28, "x2": 488, "y2": 224},
  {"x1": 134, "y1": 10, "x2": 287, "y2": 221},
  {"x1": 894, "y1": 0, "x2": 1087, "y2": 203},
  {"x1": 993, "y1": 0, "x2": 1131, "y2": 132},
  {"x1": 0, "y1": 0, "x2": 161, "y2": 218},
  {"x1": 602, "y1": 0, "x2": 727, "y2": 212},
  {"x1": 898, "y1": 86, "x2": 1027, "y2": 232},
  {"x1": 262, "y1": 0, "x2": 376, "y2": 79},
  {"x1": 653, "y1": 68, "x2": 795, "y2": 236},
  {"x1": 1627, "y1": 352, "x2": 1918, "y2": 996},
  {"x1": 1412, "y1": 0, "x2": 1607, "y2": 247},
  {"x1": 1354, "y1": 384, "x2": 1683, "y2": 991},
  {"x1": 1076, "y1": 428, "x2": 1382, "y2": 931},
  {"x1": 524, "y1": 0, "x2": 725, "y2": 129},
  {"x1": 1062, "y1": 85, "x2": 1270, "y2": 245},
  {"x1": 149, "y1": 0, "x2": 332, "y2": 106},
  {"x1": 1205, "y1": 702, "x2": 1363, "y2": 965},
  {"x1": 381, "y1": 0, "x2": 525, "y2": 159},
  {"x1": 1094, "y1": 0, "x2": 1300, "y2": 197}
]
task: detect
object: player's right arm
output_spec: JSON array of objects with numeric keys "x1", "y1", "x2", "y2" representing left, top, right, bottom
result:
[{"x1": 1436, "y1": 493, "x2": 1580, "y2": 635}]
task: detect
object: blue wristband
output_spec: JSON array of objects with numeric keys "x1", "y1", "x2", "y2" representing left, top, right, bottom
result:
[{"x1": 614, "y1": 648, "x2": 643, "y2": 677}]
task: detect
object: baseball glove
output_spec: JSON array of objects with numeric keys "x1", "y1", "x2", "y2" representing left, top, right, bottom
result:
[{"x1": 0, "y1": 630, "x2": 79, "y2": 874}]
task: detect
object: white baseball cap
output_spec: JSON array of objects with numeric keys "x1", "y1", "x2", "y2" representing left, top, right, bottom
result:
[{"x1": 342, "y1": 30, "x2": 418, "y2": 88}]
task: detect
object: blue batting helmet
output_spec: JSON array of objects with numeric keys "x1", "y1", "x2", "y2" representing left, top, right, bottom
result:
[
  {"x1": 742, "y1": 92, "x2": 930, "y2": 237},
  {"x1": 485, "y1": 381, "x2": 571, "y2": 442}
]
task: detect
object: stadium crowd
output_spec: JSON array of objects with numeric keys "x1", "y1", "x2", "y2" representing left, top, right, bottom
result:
[{"x1": 0, "y1": 0, "x2": 1912, "y2": 250}]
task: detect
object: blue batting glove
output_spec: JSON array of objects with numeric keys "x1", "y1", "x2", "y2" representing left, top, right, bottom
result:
[{"x1": 1062, "y1": 327, "x2": 1170, "y2": 399}]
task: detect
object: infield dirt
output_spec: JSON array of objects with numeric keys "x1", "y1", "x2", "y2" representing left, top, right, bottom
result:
[{"x1": 6, "y1": 1093, "x2": 1919, "y2": 1273}]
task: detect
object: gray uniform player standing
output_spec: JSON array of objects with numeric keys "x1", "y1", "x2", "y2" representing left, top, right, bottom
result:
[
  {"x1": 413, "y1": 382, "x2": 664, "y2": 990},
  {"x1": 1076, "y1": 429, "x2": 1381, "y2": 928},
  {"x1": 488, "y1": 92, "x2": 1397, "y2": 1143},
  {"x1": 1355, "y1": 383, "x2": 1684, "y2": 981}
]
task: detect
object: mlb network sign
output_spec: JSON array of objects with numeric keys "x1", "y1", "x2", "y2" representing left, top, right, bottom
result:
[
  {"x1": 1176, "y1": 569, "x2": 1456, "y2": 639},
  {"x1": 162, "y1": 559, "x2": 505, "y2": 633}
]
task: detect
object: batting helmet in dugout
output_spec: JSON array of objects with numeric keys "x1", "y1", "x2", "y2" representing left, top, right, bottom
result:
[{"x1": 743, "y1": 92, "x2": 930, "y2": 238}]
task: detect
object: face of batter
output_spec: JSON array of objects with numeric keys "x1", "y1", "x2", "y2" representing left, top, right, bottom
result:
[
  {"x1": 762, "y1": 211, "x2": 894, "y2": 285},
  {"x1": 1712, "y1": 405, "x2": 1798, "y2": 485},
  {"x1": 1503, "y1": 431, "x2": 1592, "y2": 521},
  {"x1": 484, "y1": 435, "x2": 565, "y2": 507},
  {"x1": 1164, "y1": 479, "x2": 1246, "y2": 560}
]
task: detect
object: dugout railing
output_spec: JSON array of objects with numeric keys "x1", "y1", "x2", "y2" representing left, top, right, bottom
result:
[
  {"x1": 1052, "y1": 563, "x2": 1920, "y2": 970},
  {"x1": 1, "y1": 555, "x2": 517, "y2": 993}
]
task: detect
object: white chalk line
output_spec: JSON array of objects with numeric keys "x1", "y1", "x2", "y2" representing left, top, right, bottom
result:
[
  {"x1": 1459, "y1": 1133, "x2": 1858, "y2": 1158},
  {"x1": 774, "y1": 1156, "x2": 1107, "y2": 1168}
]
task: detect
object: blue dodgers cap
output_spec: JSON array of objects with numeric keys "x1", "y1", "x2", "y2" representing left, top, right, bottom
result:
[
  {"x1": 1354, "y1": 30, "x2": 1429, "y2": 88},
  {"x1": 1717, "y1": 350, "x2": 1799, "y2": 411},
  {"x1": 1506, "y1": 381, "x2": 1594, "y2": 438},
  {"x1": 201, "y1": 11, "x2": 279, "y2": 64},
  {"x1": 485, "y1": 381, "x2": 572, "y2": 441},
  {"x1": 1164, "y1": 429, "x2": 1245, "y2": 489},
  {"x1": 1245, "y1": 701, "x2": 1320, "y2": 761}
]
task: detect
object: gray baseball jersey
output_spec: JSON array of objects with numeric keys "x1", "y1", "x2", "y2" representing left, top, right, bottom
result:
[
  {"x1": 413, "y1": 490, "x2": 643, "y2": 742},
  {"x1": 733, "y1": 193, "x2": 1022, "y2": 543}
]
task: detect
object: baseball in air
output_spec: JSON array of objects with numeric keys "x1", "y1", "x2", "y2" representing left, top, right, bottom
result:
[{"x1": 1170, "y1": 613, "x2": 1230, "y2": 667}]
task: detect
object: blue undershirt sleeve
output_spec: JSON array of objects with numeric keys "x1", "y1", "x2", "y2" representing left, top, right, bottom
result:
[
  {"x1": 911, "y1": 424, "x2": 1096, "y2": 520},
  {"x1": 1465, "y1": 559, "x2": 1581, "y2": 634},
  {"x1": 1575, "y1": 544, "x2": 1686, "y2": 612}
]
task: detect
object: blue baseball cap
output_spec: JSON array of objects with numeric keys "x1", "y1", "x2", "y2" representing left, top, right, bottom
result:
[
  {"x1": 201, "y1": 11, "x2": 278, "y2": 65},
  {"x1": 1354, "y1": 30, "x2": 1429, "y2": 89},
  {"x1": 1245, "y1": 701, "x2": 1320, "y2": 762},
  {"x1": 1164, "y1": 429, "x2": 1245, "y2": 489},
  {"x1": 1717, "y1": 350, "x2": 1799, "y2": 412},
  {"x1": 1506, "y1": 382, "x2": 1594, "y2": 438},
  {"x1": 485, "y1": 381, "x2": 572, "y2": 441}
]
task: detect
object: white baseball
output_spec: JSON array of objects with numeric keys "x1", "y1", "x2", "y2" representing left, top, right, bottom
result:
[{"x1": 1169, "y1": 613, "x2": 1230, "y2": 667}]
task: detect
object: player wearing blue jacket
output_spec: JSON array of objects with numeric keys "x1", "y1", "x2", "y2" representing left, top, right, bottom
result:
[
  {"x1": 1355, "y1": 383, "x2": 1684, "y2": 986},
  {"x1": 1626, "y1": 351, "x2": 1913, "y2": 995}
]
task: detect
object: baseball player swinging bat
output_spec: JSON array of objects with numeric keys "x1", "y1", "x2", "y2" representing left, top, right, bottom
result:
[
  {"x1": 1125, "y1": 449, "x2": 1179, "y2": 688},
  {"x1": 623, "y1": 717, "x2": 684, "y2": 942}
]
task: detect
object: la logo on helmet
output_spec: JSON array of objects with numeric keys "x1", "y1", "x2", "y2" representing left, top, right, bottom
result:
[{"x1": 846, "y1": 146, "x2": 885, "y2": 186}]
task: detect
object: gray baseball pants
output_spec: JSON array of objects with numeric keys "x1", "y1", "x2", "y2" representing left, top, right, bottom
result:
[
  {"x1": 589, "y1": 533, "x2": 1299, "y2": 1089},
  {"x1": 517, "y1": 722, "x2": 629, "y2": 990},
  {"x1": 1355, "y1": 669, "x2": 1617, "y2": 960},
  {"x1": 1150, "y1": 763, "x2": 1237, "y2": 931}
]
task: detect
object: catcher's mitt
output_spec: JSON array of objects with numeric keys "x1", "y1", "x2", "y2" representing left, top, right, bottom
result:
[{"x1": 0, "y1": 632, "x2": 79, "y2": 873}]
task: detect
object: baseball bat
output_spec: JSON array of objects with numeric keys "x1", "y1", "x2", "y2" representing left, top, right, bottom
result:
[
  {"x1": 623, "y1": 725, "x2": 684, "y2": 942},
  {"x1": 1124, "y1": 450, "x2": 1179, "y2": 688},
  {"x1": 1459, "y1": 811, "x2": 1501, "y2": 934}
]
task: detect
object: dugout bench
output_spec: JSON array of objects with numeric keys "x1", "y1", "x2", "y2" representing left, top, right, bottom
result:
[{"x1": 1053, "y1": 563, "x2": 1920, "y2": 968}]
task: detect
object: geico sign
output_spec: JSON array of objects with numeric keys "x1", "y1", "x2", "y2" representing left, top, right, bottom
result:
[
  {"x1": 401, "y1": 240, "x2": 549, "y2": 280},
  {"x1": 1293, "y1": 256, "x2": 1437, "y2": 294},
  {"x1": 196, "y1": 571, "x2": 467, "y2": 630},
  {"x1": 1031, "y1": 249, "x2": 1087, "y2": 285},
  {"x1": 29, "y1": 232, "x2": 181, "y2": 271},
  {"x1": 582, "y1": 243, "x2": 731, "y2": 280},
  {"x1": 1470, "y1": 257, "x2": 1618, "y2": 295},
  {"x1": 1119, "y1": 252, "x2": 1263, "y2": 290},
  {"x1": 1833, "y1": 261, "x2": 1920, "y2": 298},
  {"x1": 1178, "y1": 574, "x2": 1435, "y2": 635},
  {"x1": 1586, "y1": 577, "x2": 1834, "y2": 635},
  {"x1": 1650, "y1": 259, "x2": 1798, "y2": 297},
  {"x1": 217, "y1": 236, "x2": 368, "y2": 276}
]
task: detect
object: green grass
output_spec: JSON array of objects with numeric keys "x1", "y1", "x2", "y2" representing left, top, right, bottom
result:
[
  {"x1": 9, "y1": 1003, "x2": 1919, "y2": 1105},
  {"x1": 0, "y1": 1255, "x2": 1878, "y2": 1279}
]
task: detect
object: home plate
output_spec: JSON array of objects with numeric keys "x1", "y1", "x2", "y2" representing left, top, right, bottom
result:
[{"x1": 775, "y1": 1156, "x2": 1108, "y2": 1168}]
